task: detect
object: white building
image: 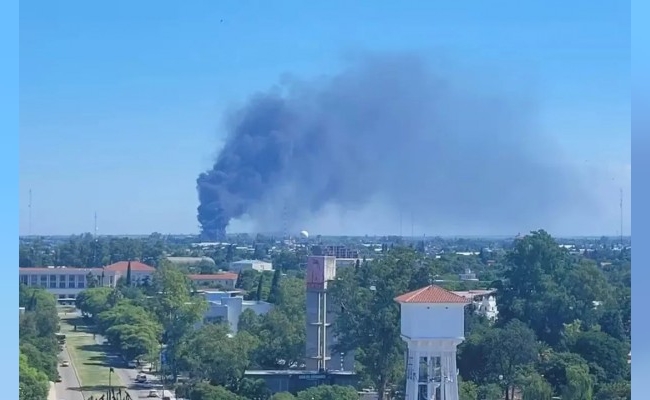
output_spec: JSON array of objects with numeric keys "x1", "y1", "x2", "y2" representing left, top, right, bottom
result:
[
  {"x1": 200, "y1": 290, "x2": 273, "y2": 333},
  {"x1": 229, "y1": 259, "x2": 273, "y2": 273},
  {"x1": 395, "y1": 285, "x2": 469, "y2": 400},
  {"x1": 18, "y1": 261, "x2": 156, "y2": 301},
  {"x1": 452, "y1": 289, "x2": 499, "y2": 321},
  {"x1": 19, "y1": 267, "x2": 104, "y2": 300}
]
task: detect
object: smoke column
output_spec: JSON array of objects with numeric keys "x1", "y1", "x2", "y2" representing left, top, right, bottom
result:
[{"x1": 197, "y1": 52, "x2": 592, "y2": 240}]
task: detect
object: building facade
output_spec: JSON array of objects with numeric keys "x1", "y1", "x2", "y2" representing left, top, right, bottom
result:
[
  {"x1": 229, "y1": 259, "x2": 273, "y2": 273},
  {"x1": 199, "y1": 290, "x2": 272, "y2": 333},
  {"x1": 19, "y1": 267, "x2": 104, "y2": 300},
  {"x1": 18, "y1": 261, "x2": 156, "y2": 301},
  {"x1": 188, "y1": 273, "x2": 238, "y2": 289}
]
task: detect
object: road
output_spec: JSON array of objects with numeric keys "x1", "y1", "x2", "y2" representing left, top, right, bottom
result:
[
  {"x1": 93, "y1": 333, "x2": 171, "y2": 399},
  {"x1": 55, "y1": 343, "x2": 84, "y2": 400}
]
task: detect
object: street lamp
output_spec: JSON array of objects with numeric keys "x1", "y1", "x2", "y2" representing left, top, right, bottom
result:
[{"x1": 108, "y1": 367, "x2": 115, "y2": 396}]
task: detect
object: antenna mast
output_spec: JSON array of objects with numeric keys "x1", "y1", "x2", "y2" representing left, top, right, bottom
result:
[
  {"x1": 620, "y1": 188, "x2": 623, "y2": 246},
  {"x1": 28, "y1": 189, "x2": 32, "y2": 236}
]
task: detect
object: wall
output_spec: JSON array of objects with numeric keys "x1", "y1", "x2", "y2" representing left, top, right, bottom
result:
[{"x1": 400, "y1": 303, "x2": 465, "y2": 339}]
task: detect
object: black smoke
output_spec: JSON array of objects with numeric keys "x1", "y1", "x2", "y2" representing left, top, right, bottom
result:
[{"x1": 197, "y1": 53, "x2": 592, "y2": 240}]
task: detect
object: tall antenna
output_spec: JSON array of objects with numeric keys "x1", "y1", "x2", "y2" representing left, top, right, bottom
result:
[
  {"x1": 93, "y1": 212, "x2": 98, "y2": 267},
  {"x1": 620, "y1": 188, "x2": 623, "y2": 246},
  {"x1": 28, "y1": 189, "x2": 32, "y2": 236}
]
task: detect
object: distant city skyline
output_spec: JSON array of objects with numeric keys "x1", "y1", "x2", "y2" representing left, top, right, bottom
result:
[{"x1": 20, "y1": 1, "x2": 630, "y2": 237}]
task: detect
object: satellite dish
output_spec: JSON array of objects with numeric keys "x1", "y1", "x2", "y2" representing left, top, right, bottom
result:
[{"x1": 300, "y1": 230, "x2": 309, "y2": 238}]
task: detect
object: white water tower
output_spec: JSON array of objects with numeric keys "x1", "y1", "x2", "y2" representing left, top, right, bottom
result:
[{"x1": 394, "y1": 285, "x2": 469, "y2": 400}]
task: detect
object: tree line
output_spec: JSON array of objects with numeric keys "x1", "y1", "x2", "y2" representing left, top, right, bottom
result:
[
  {"x1": 19, "y1": 286, "x2": 61, "y2": 400},
  {"x1": 328, "y1": 230, "x2": 631, "y2": 400},
  {"x1": 68, "y1": 230, "x2": 631, "y2": 400}
]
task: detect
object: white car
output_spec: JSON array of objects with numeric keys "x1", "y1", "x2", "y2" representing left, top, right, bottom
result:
[{"x1": 147, "y1": 390, "x2": 160, "y2": 398}]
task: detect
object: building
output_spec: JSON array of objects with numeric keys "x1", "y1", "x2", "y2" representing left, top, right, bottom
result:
[
  {"x1": 199, "y1": 290, "x2": 272, "y2": 333},
  {"x1": 188, "y1": 273, "x2": 238, "y2": 289},
  {"x1": 458, "y1": 268, "x2": 478, "y2": 281},
  {"x1": 305, "y1": 255, "x2": 355, "y2": 372},
  {"x1": 243, "y1": 370, "x2": 358, "y2": 395},
  {"x1": 18, "y1": 260, "x2": 156, "y2": 301},
  {"x1": 452, "y1": 289, "x2": 498, "y2": 320},
  {"x1": 395, "y1": 285, "x2": 469, "y2": 400},
  {"x1": 104, "y1": 261, "x2": 155, "y2": 286},
  {"x1": 19, "y1": 267, "x2": 104, "y2": 301},
  {"x1": 229, "y1": 259, "x2": 273, "y2": 273},
  {"x1": 166, "y1": 256, "x2": 216, "y2": 267}
]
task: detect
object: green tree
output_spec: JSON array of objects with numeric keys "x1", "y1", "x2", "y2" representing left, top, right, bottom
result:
[
  {"x1": 562, "y1": 364, "x2": 593, "y2": 400},
  {"x1": 568, "y1": 330, "x2": 628, "y2": 383},
  {"x1": 126, "y1": 260, "x2": 132, "y2": 286},
  {"x1": 179, "y1": 382, "x2": 244, "y2": 400},
  {"x1": 519, "y1": 370, "x2": 553, "y2": 400},
  {"x1": 19, "y1": 353, "x2": 49, "y2": 400},
  {"x1": 256, "y1": 274, "x2": 265, "y2": 301},
  {"x1": 296, "y1": 385, "x2": 359, "y2": 400},
  {"x1": 76, "y1": 287, "x2": 113, "y2": 318},
  {"x1": 329, "y1": 248, "x2": 423, "y2": 400},
  {"x1": 270, "y1": 392, "x2": 296, "y2": 400},
  {"x1": 178, "y1": 323, "x2": 259, "y2": 392},
  {"x1": 459, "y1": 380, "x2": 479, "y2": 400},
  {"x1": 594, "y1": 381, "x2": 630, "y2": 400},
  {"x1": 267, "y1": 268, "x2": 282, "y2": 303},
  {"x1": 151, "y1": 263, "x2": 208, "y2": 378}
]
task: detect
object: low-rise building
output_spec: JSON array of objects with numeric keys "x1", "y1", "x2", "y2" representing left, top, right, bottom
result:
[
  {"x1": 104, "y1": 261, "x2": 155, "y2": 286},
  {"x1": 452, "y1": 289, "x2": 499, "y2": 320},
  {"x1": 188, "y1": 273, "x2": 238, "y2": 289},
  {"x1": 166, "y1": 256, "x2": 216, "y2": 267},
  {"x1": 19, "y1": 260, "x2": 156, "y2": 301},
  {"x1": 229, "y1": 259, "x2": 273, "y2": 273},
  {"x1": 19, "y1": 266, "x2": 104, "y2": 300},
  {"x1": 199, "y1": 290, "x2": 272, "y2": 333}
]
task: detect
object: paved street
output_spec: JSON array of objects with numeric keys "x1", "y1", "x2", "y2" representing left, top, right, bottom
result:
[{"x1": 55, "y1": 344, "x2": 84, "y2": 400}]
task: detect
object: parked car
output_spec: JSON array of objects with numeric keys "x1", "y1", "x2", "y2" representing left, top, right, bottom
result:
[
  {"x1": 136, "y1": 373, "x2": 147, "y2": 383},
  {"x1": 147, "y1": 390, "x2": 160, "y2": 398},
  {"x1": 60, "y1": 360, "x2": 70, "y2": 367},
  {"x1": 56, "y1": 375, "x2": 62, "y2": 382},
  {"x1": 127, "y1": 360, "x2": 138, "y2": 368}
]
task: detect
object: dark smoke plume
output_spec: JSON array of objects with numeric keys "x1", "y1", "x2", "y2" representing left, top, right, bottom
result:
[{"x1": 197, "y1": 53, "x2": 591, "y2": 239}]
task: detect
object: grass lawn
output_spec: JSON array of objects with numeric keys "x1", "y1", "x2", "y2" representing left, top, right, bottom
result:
[{"x1": 60, "y1": 314, "x2": 125, "y2": 395}]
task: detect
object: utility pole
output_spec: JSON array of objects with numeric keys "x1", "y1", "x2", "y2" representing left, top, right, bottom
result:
[
  {"x1": 620, "y1": 188, "x2": 624, "y2": 247},
  {"x1": 28, "y1": 189, "x2": 32, "y2": 236}
]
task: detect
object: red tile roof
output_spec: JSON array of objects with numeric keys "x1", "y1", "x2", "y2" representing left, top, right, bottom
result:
[
  {"x1": 104, "y1": 261, "x2": 155, "y2": 272},
  {"x1": 394, "y1": 285, "x2": 470, "y2": 304},
  {"x1": 188, "y1": 273, "x2": 238, "y2": 281}
]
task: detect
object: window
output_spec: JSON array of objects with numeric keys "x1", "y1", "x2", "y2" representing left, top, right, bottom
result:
[
  {"x1": 40, "y1": 275, "x2": 47, "y2": 288},
  {"x1": 59, "y1": 275, "x2": 66, "y2": 288},
  {"x1": 49, "y1": 275, "x2": 57, "y2": 288},
  {"x1": 76, "y1": 275, "x2": 86, "y2": 289},
  {"x1": 30, "y1": 275, "x2": 38, "y2": 285},
  {"x1": 19, "y1": 275, "x2": 28, "y2": 285},
  {"x1": 68, "y1": 275, "x2": 76, "y2": 288}
]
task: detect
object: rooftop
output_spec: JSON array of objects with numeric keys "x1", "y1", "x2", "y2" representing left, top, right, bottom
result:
[
  {"x1": 19, "y1": 266, "x2": 103, "y2": 273},
  {"x1": 104, "y1": 261, "x2": 155, "y2": 272},
  {"x1": 394, "y1": 285, "x2": 470, "y2": 304},
  {"x1": 231, "y1": 259, "x2": 269, "y2": 264},
  {"x1": 188, "y1": 273, "x2": 238, "y2": 280},
  {"x1": 451, "y1": 289, "x2": 496, "y2": 299}
]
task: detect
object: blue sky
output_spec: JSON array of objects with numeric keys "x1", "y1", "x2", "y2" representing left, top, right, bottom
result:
[{"x1": 19, "y1": 0, "x2": 630, "y2": 236}]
